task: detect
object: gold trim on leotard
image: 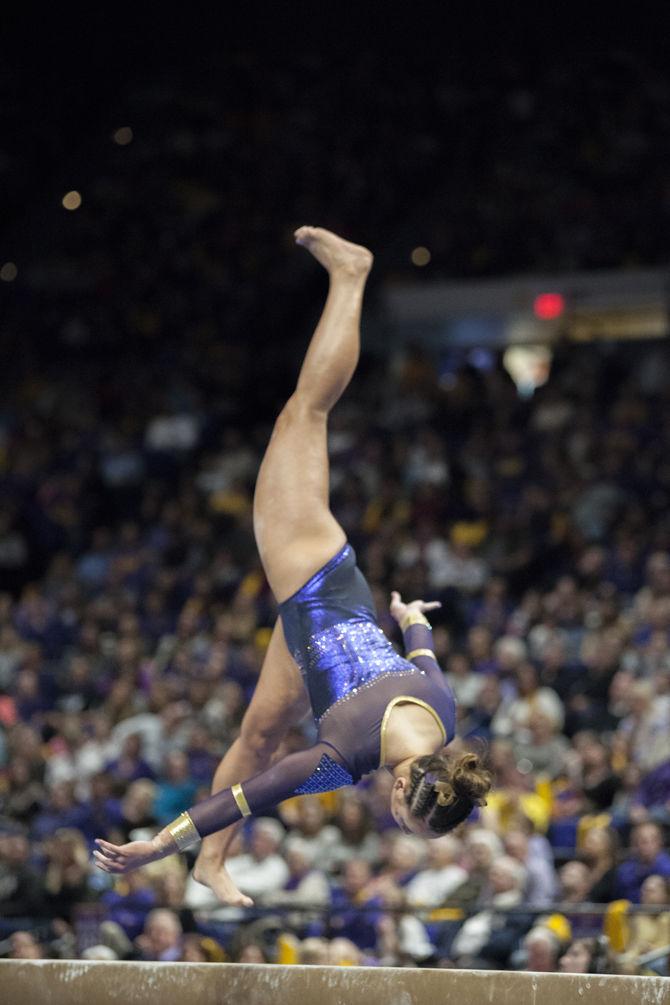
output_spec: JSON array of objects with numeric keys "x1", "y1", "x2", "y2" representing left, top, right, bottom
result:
[
  {"x1": 406, "y1": 648, "x2": 436, "y2": 662},
  {"x1": 379, "y1": 695, "x2": 447, "y2": 768},
  {"x1": 232, "y1": 782, "x2": 252, "y2": 818}
]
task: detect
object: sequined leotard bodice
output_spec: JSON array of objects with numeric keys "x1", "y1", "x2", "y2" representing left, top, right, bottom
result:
[
  {"x1": 187, "y1": 544, "x2": 457, "y2": 840},
  {"x1": 279, "y1": 544, "x2": 455, "y2": 780}
]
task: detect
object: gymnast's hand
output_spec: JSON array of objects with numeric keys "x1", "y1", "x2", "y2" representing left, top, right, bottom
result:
[
  {"x1": 389, "y1": 591, "x2": 441, "y2": 625},
  {"x1": 93, "y1": 837, "x2": 162, "y2": 874}
]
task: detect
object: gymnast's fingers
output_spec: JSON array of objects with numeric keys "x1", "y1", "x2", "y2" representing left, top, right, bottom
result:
[
  {"x1": 93, "y1": 851, "x2": 115, "y2": 871},
  {"x1": 95, "y1": 838, "x2": 120, "y2": 853},
  {"x1": 422, "y1": 601, "x2": 441, "y2": 610},
  {"x1": 93, "y1": 847, "x2": 117, "y2": 864},
  {"x1": 95, "y1": 860, "x2": 124, "y2": 874},
  {"x1": 94, "y1": 847, "x2": 126, "y2": 868}
]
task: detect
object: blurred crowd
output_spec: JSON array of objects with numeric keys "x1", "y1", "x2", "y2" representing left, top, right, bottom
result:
[
  {"x1": 3, "y1": 326, "x2": 670, "y2": 974},
  {"x1": 2, "y1": 37, "x2": 670, "y2": 977}
]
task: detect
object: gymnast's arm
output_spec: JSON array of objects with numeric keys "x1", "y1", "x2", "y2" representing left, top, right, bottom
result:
[
  {"x1": 389, "y1": 590, "x2": 445, "y2": 681},
  {"x1": 93, "y1": 741, "x2": 352, "y2": 873}
]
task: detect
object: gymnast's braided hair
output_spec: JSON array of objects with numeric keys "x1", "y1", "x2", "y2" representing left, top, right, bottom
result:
[{"x1": 405, "y1": 751, "x2": 492, "y2": 834}]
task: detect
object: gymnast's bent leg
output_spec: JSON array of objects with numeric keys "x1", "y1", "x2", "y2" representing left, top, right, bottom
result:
[{"x1": 193, "y1": 619, "x2": 309, "y2": 905}]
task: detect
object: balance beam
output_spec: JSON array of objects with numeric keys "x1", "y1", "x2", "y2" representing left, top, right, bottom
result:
[{"x1": 0, "y1": 960, "x2": 668, "y2": 1004}]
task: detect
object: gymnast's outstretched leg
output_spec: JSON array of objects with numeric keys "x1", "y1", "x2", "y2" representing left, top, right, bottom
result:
[
  {"x1": 253, "y1": 226, "x2": 373, "y2": 602},
  {"x1": 193, "y1": 227, "x2": 373, "y2": 904}
]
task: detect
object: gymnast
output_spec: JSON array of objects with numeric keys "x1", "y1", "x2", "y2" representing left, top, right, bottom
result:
[{"x1": 93, "y1": 227, "x2": 492, "y2": 903}]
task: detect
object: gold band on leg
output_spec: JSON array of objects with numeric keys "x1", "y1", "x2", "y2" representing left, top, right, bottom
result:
[
  {"x1": 232, "y1": 783, "x2": 252, "y2": 818},
  {"x1": 167, "y1": 812, "x2": 201, "y2": 852},
  {"x1": 406, "y1": 648, "x2": 436, "y2": 661}
]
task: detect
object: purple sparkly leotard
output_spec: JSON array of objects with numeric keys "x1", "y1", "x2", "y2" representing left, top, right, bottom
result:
[{"x1": 187, "y1": 544, "x2": 456, "y2": 840}]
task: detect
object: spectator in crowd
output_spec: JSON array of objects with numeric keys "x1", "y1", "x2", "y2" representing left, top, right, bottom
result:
[
  {"x1": 620, "y1": 875, "x2": 670, "y2": 971},
  {"x1": 0, "y1": 829, "x2": 44, "y2": 925},
  {"x1": 298, "y1": 937, "x2": 331, "y2": 965},
  {"x1": 448, "y1": 828, "x2": 503, "y2": 912},
  {"x1": 42, "y1": 828, "x2": 97, "y2": 921},
  {"x1": 96, "y1": 920, "x2": 133, "y2": 960},
  {"x1": 376, "y1": 910, "x2": 436, "y2": 967},
  {"x1": 521, "y1": 926, "x2": 562, "y2": 973},
  {"x1": 570, "y1": 734, "x2": 621, "y2": 814},
  {"x1": 329, "y1": 858, "x2": 384, "y2": 952},
  {"x1": 504, "y1": 828, "x2": 558, "y2": 908},
  {"x1": 362, "y1": 835, "x2": 426, "y2": 905},
  {"x1": 44, "y1": 717, "x2": 106, "y2": 795},
  {"x1": 558, "y1": 860, "x2": 593, "y2": 906},
  {"x1": 8, "y1": 930, "x2": 44, "y2": 960},
  {"x1": 461, "y1": 675, "x2": 503, "y2": 740},
  {"x1": 492, "y1": 662, "x2": 564, "y2": 740},
  {"x1": 263, "y1": 836, "x2": 330, "y2": 935},
  {"x1": 87, "y1": 772, "x2": 121, "y2": 843},
  {"x1": 115, "y1": 780, "x2": 159, "y2": 842},
  {"x1": 100, "y1": 869, "x2": 158, "y2": 940},
  {"x1": 467, "y1": 627, "x2": 497, "y2": 677},
  {"x1": 179, "y1": 933, "x2": 227, "y2": 963},
  {"x1": 134, "y1": 908, "x2": 183, "y2": 962},
  {"x1": 512, "y1": 710, "x2": 571, "y2": 780},
  {"x1": 31, "y1": 782, "x2": 91, "y2": 842},
  {"x1": 283, "y1": 796, "x2": 340, "y2": 873},
  {"x1": 615, "y1": 822, "x2": 670, "y2": 902},
  {"x1": 481, "y1": 742, "x2": 552, "y2": 836},
  {"x1": 559, "y1": 937, "x2": 615, "y2": 975},
  {"x1": 449, "y1": 856, "x2": 528, "y2": 967},
  {"x1": 580, "y1": 827, "x2": 619, "y2": 903},
  {"x1": 104, "y1": 733, "x2": 155, "y2": 785},
  {"x1": 329, "y1": 794, "x2": 382, "y2": 872},
  {"x1": 558, "y1": 860, "x2": 604, "y2": 939},
  {"x1": 236, "y1": 942, "x2": 269, "y2": 963},
  {"x1": 153, "y1": 751, "x2": 198, "y2": 826},
  {"x1": 0, "y1": 755, "x2": 45, "y2": 826},
  {"x1": 404, "y1": 834, "x2": 468, "y2": 909},
  {"x1": 618, "y1": 682, "x2": 670, "y2": 795},
  {"x1": 81, "y1": 944, "x2": 118, "y2": 961},
  {"x1": 444, "y1": 653, "x2": 483, "y2": 712},
  {"x1": 184, "y1": 725, "x2": 219, "y2": 785},
  {"x1": 328, "y1": 937, "x2": 363, "y2": 966}
]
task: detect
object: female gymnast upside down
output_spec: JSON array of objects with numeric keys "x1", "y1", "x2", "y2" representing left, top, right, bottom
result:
[{"x1": 94, "y1": 227, "x2": 492, "y2": 904}]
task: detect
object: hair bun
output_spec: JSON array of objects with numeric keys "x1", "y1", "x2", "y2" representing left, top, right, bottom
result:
[{"x1": 451, "y1": 752, "x2": 492, "y2": 807}]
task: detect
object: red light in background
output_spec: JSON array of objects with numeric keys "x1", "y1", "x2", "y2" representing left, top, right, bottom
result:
[{"x1": 533, "y1": 292, "x2": 565, "y2": 320}]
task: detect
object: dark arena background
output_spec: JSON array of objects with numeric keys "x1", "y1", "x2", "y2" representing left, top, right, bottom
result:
[{"x1": 2, "y1": 7, "x2": 670, "y2": 1003}]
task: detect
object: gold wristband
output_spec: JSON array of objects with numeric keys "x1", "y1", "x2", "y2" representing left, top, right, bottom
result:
[
  {"x1": 406, "y1": 648, "x2": 435, "y2": 662},
  {"x1": 167, "y1": 811, "x2": 201, "y2": 852},
  {"x1": 400, "y1": 611, "x2": 431, "y2": 632},
  {"x1": 232, "y1": 782, "x2": 252, "y2": 818}
]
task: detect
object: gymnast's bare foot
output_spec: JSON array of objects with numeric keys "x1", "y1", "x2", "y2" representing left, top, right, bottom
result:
[
  {"x1": 294, "y1": 226, "x2": 373, "y2": 278},
  {"x1": 193, "y1": 855, "x2": 254, "y2": 909}
]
